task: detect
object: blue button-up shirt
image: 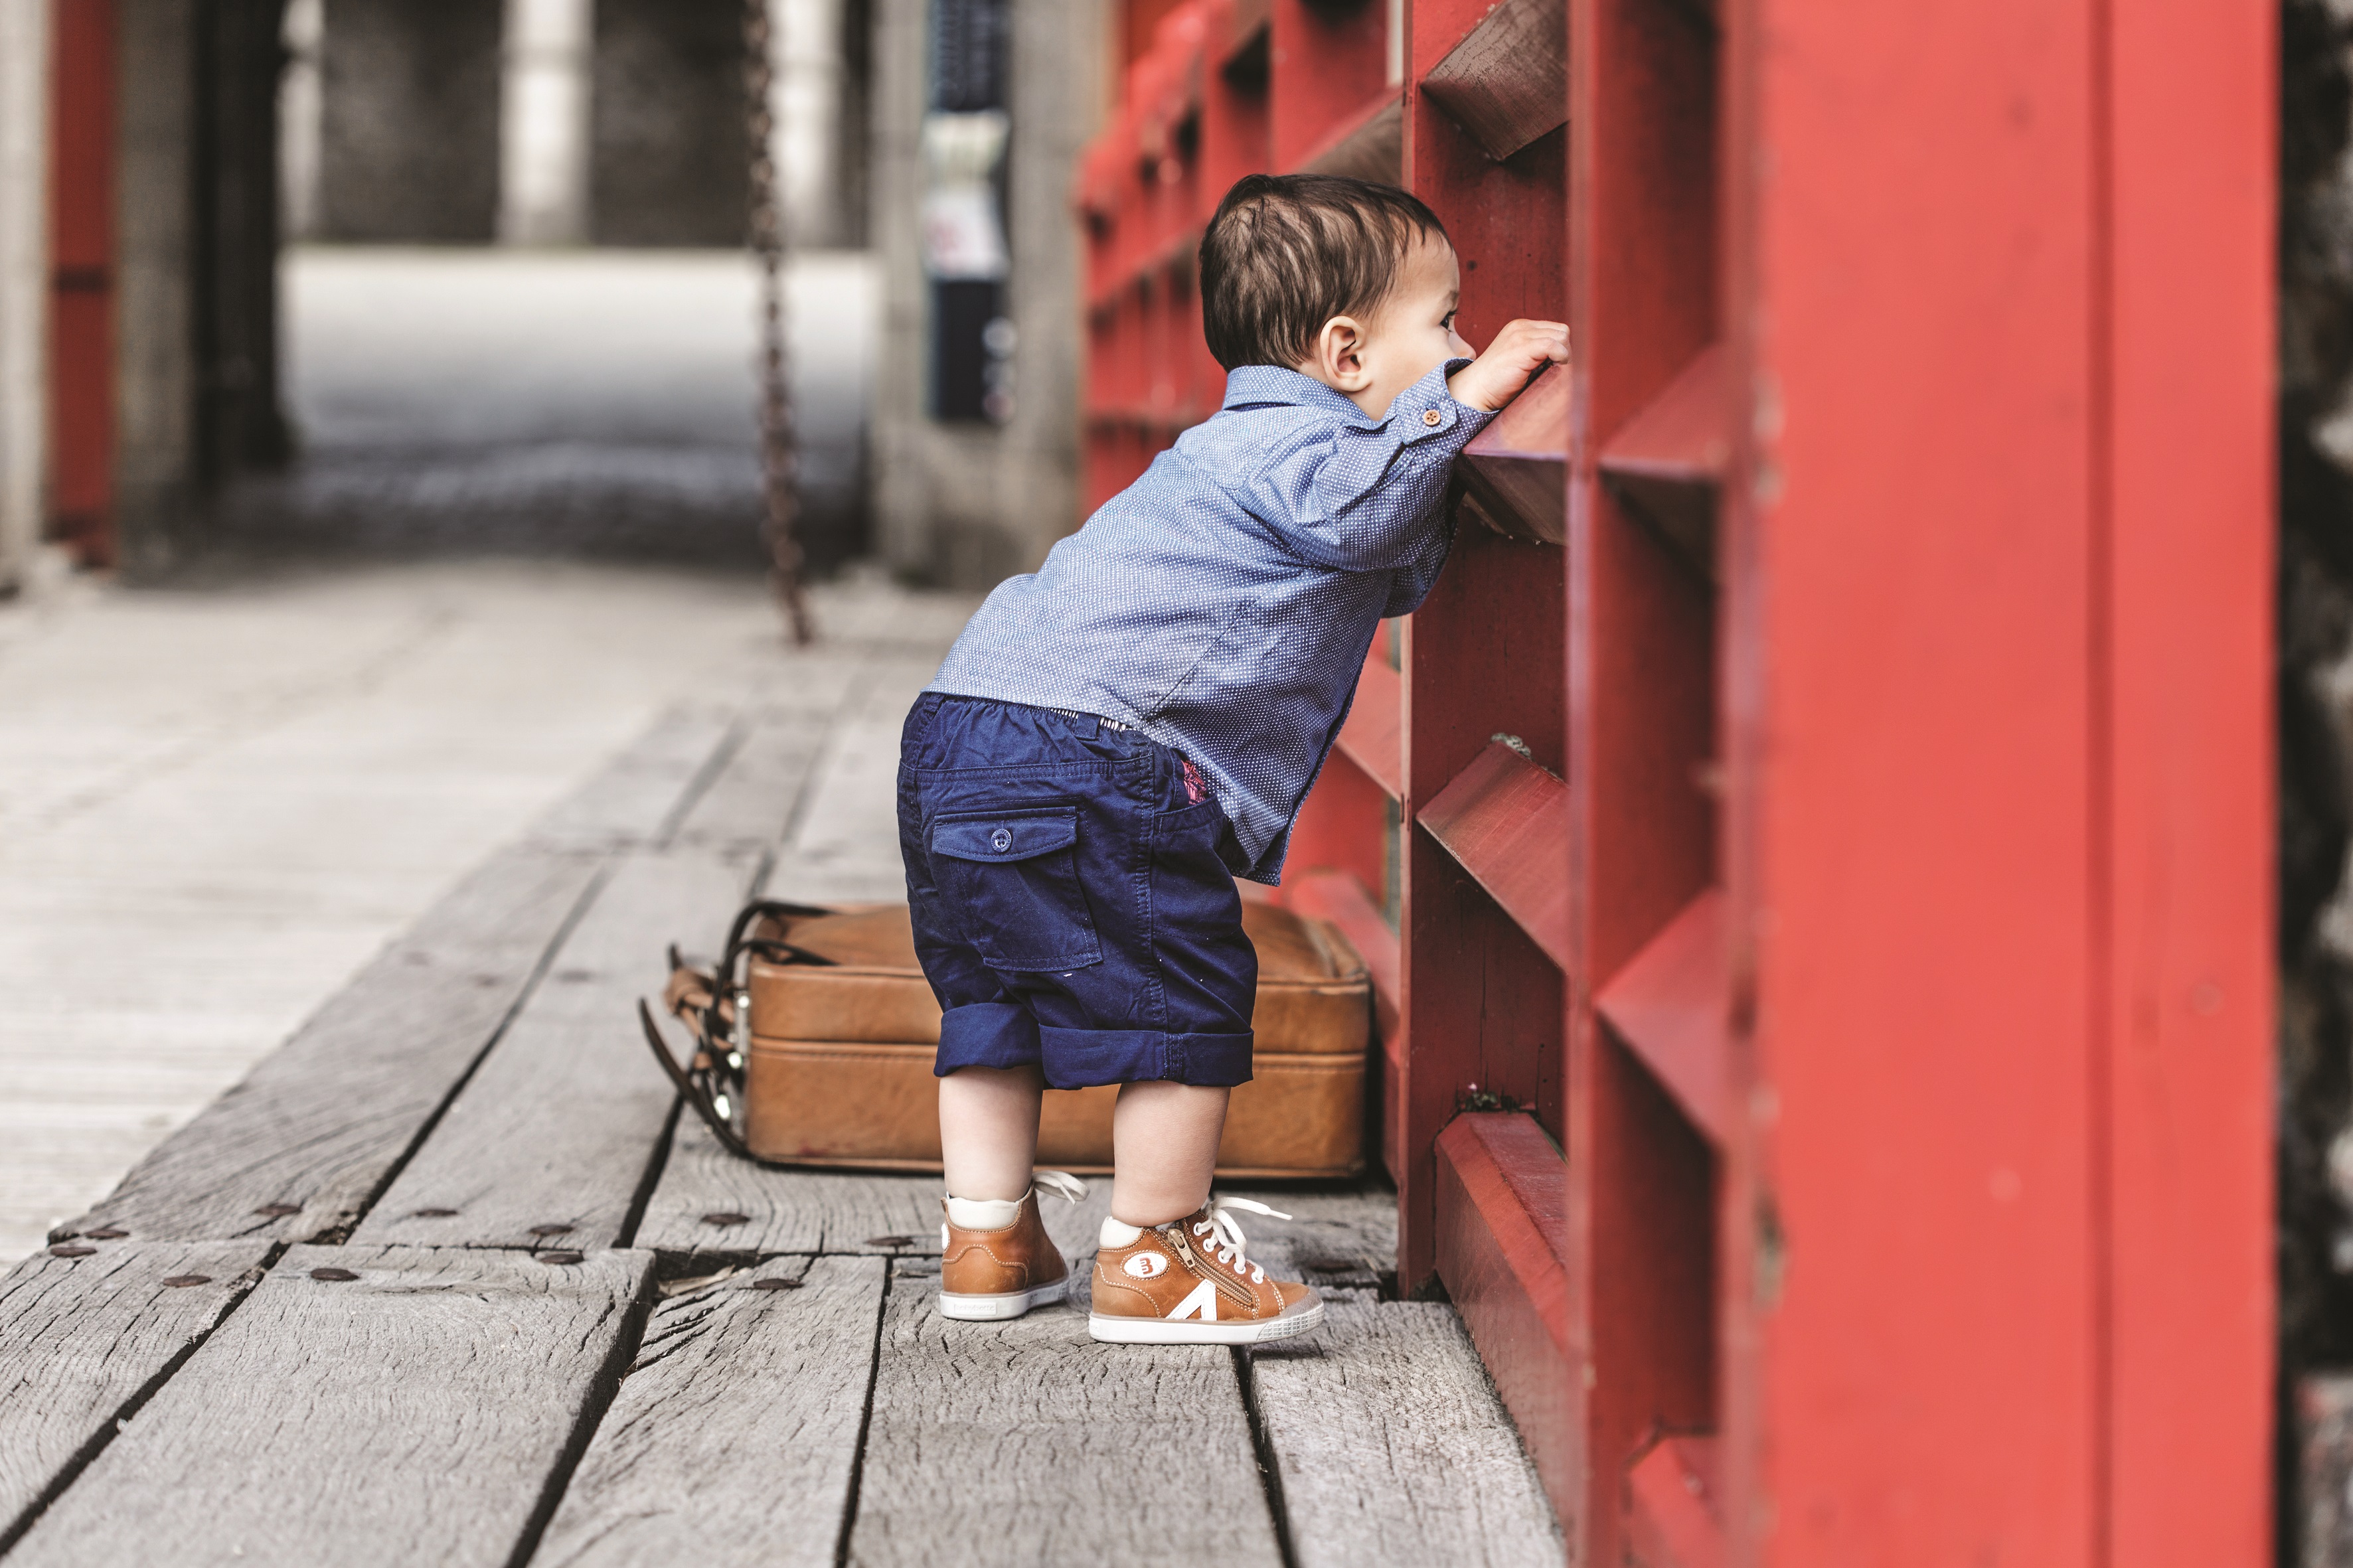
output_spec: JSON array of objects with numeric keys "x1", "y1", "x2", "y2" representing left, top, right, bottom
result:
[{"x1": 928, "y1": 358, "x2": 1494, "y2": 884}]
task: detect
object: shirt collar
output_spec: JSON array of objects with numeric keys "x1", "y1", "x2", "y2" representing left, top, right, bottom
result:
[{"x1": 1218, "y1": 364, "x2": 1379, "y2": 426}]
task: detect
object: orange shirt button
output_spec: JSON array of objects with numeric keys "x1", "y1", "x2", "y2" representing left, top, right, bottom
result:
[{"x1": 1421, "y1": 409, "x2": 1442, "y2": 427}]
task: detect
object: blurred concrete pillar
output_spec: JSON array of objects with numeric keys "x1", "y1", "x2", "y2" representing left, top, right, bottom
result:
[
  {"x1": 771, "y1": 0, "x2": 846, "y2": 248},
  {"x1": 869, "y1": 0, "x2": 1101, "y2": 586},
  {"x1": 0, "y1": 0, "x2": 49, "y2": 595},
  {"x1": 500, "y1": 0, "x2": 592, "y2": 244},
  {"x1": 280, "y1": 0, "x2": 322, "y2": 240},
  {"x1": 318, "y1": 0, "x2": 501, "y2": 242}
]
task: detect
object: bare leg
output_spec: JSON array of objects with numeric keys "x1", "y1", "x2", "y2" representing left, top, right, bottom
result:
[
  {"x1": 1110, "y1": 1079, "x2": 1230, "y2": 1226},
  {"x1": 938, "y1": 1064, "x2": 1044, "y2": 1201}
]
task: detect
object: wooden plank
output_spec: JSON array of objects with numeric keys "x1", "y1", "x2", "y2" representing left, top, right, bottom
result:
[
  {"x1": 1420, "y1": 0, "x2": 1570, "y2": 162},
  {"x1": 1457, "y1": 362, "x2": 1569, "y2": 546},
  {"x1": 669, "y1": 707, "x2": 831, "y2": 854},
  {"x1": 3, "y1": 1245, "x2": 653, "y2": 1568},
  {"x1": 528, "y1": 705, "x2": 739, "y2": 852},
  {"x1": 355, "y1": 847, "x2": 758, "y2": 1250},
  {"x1": 53, "y1": 844, "x2": 604, "y2": 1246},
  {"x1": 1625, "y1": 1434, "x2": 1723, "y2": 1568},
  {"x1": 0, "y1": 1240, "x2": 274, "y2": 1549},
  {"x1": 1333, "y1": 648, "x2": 1403, "y2": 801},
  {"x1": 1249, "y1": 1301, "x2": 1564, "y2": 1567},
  {"x1": 1592, "y1": 888, "x2": 1730, "y2": 1145},
  {"x1": 532, "y1": 1254, "x2": 886, "y2": 1568},
  {"x1": 1596, "y1": 343, "x2": 1727, "y2": 581},
  {"x1": 636, "y1": 1119, "x2": 1117, "y2": 1260},
  {"x1": 1434, "y1": 1112, "x2": 1570, "y2": 1522},
  {"x1": 847, "y1": 1257, "x2": 1284, "y2": 1567},
  {"x1": 1416, "y1": 740, "x2": 1571, "y2": 970}
]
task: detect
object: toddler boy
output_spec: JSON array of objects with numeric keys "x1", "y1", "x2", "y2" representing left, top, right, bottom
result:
[{"x1": 898, "y1": 172, "x2": 1568, "y2": 1342}]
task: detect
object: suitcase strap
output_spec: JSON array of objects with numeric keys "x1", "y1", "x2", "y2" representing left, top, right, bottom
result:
[{"x1": 640, "y1": 898, "x2": 843, "y2": 1164}]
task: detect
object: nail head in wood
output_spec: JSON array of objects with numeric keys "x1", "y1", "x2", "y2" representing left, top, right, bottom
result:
[
  {"x1": 254, "y1": 1203, "x2": 303, "y2": 1217},
  {"x1": 702, "y1": 1212, "x2": 751, "y2": 1227},
  {"x1": 309, "y1": 1267, "x2": 359, "y2": 1282},
  {"x1": 48, "y1": 1244, "x2": 94, "y2": 1257},
  {"x1": 84, "y1": 1227, "x2": 128, "y2": 1239},
  {"x1": 412, "y1": 1208, "x2": 459, "y2": 1218},
  {"x1": 528, "y1": 1223, "x2": 574, "y2": 1236},
  {"x1": 540, "y1": 1251, "x2": 585, "y2": 1266},
  {"x1": 749, "y1": 1277, "x2": 803, "y2": 1291},
  {"x1": 161, "y1": 1275, "x2": 213, "y2": 1288}
]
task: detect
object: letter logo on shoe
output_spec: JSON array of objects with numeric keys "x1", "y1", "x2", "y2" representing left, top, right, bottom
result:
[
  {"x1": 1168, "y1": 1281, "x2": 1219, "y2": 1322},
  {"x1": 1123, "y1": 1253, "x2": 1167, "y2": 1279}
]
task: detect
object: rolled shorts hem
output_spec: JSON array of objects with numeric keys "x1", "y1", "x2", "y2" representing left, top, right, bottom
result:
[{"x1": 933, "y1": 1005, "x2": 1254, "y2": 1089}]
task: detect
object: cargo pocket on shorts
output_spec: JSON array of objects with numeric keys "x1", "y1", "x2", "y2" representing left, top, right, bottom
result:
[{"x1": 929, "y1": 805, "x2": 1105, "y2": 972}]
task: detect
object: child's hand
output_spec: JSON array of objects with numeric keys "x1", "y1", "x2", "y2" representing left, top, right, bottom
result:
[{"x1": 1445, "y1": 320, "x2": 1572, "y2": 412}]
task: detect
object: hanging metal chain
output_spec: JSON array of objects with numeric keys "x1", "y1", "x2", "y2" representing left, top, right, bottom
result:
[{"x1": 744, "y1": 0, "x2": 814, "y2": 644}]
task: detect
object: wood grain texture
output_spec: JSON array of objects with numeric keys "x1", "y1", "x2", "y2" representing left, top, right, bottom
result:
[
  {"x1": 1250, "y1": 1301, "x2": 1564, "y2": 1567},
  {"x1": 4, "y1": 1245, "x2": 653, "y2": 1568},
  {"x1": 846, "y1": 1258, "x2": 1283, "y2": 1567},
  {"x1": 671, "y1": 708, "x2": 832, "y2": 856},
  {"x1": 1419, "y1": 0, "x2": 1569, "y2": 161},
  {"x1": 355, "y1": 847, "x2": 759, "y2": 1250},
  {"x1": 54, "y1": 845, "x2": 603, "y2": 1246},
  {"x1": 635, "y1": 1119, "x2": 1114, "y2": 1261},
  {"x1": 528, "y1": 705, "x2": 738, "y2": 852},
  {"x1": 532, "y1": 1254, "x2": 886, "y2": 1567},
  {"x1": 0, "y1": 1241, "x2": 274, "y2": 1546}
]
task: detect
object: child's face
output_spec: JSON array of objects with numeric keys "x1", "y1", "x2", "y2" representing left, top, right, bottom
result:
[{"x1": 1297, "y1": 234, "x2": 1475, "y2": 418}]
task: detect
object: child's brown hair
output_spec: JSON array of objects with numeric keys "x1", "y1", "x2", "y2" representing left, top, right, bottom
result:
[{"x1": 1197, "y1": 173, "x2": 1451, "y2": 372}]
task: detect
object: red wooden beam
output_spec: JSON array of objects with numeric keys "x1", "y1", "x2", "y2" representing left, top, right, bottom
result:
[
  {"x1": 1457, "y1": 361, "x2": 1569, "y2": 547},
  {"x1": 1434, "y1": 1111, "x2": 1572, "y2": 1522},
  {"x1": 1333, "y1": 646, "x2": 1402, "y2": 800},
  {"x1": 1592, "y1": 887, "x2": 1729, "y2": 1146},
  {"x1": 1625, "y1": 1435, "x2": 1724, "y2": 1568},
  {"x1": 1416, "y1": 738, "x2": 1570, "y2": 970}
]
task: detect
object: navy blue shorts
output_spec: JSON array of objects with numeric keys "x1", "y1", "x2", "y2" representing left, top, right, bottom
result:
[{"x1": 897, "y1": 694, "x2": 1258, "y2": 1089}]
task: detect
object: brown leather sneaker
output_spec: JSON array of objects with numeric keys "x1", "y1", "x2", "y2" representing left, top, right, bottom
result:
[
  {"x1": 937, "y1": 1176, "x2": 1082, "y2": 1321},
  {"x1": 1090, "y1": 1196, "x2": 1325, "y2": 1344}
]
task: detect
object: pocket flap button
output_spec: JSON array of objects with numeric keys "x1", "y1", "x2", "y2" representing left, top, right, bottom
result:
[{"x1": 990, "y1": 827, "x2": 1012, "y2": 852}]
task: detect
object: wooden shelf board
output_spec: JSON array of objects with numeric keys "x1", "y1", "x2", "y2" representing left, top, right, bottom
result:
[
  {"x1": 1291, "y1": 91, "x2": 1404, "y2": 183},
  {"x1": 1625, "y1": 1434, "x2": 1724, "y2": 1568},
  {"x1": 1596, "y1": 345, "x2": 1728, "y2": 583},
  {"x1": 1333, "y1": 647, "x2": 1403, "y2": 800},
  {"x1": 1416, "y1": 740, "x2": 1570, "y2": 970},
  {"x1": 1457, "y1": 361, "x2": 1569, "y2": 546},
  {"x1": 1435, "y1": 1111, "x2": 1572, "y2": 1522},
  {"x1": 1592, "y1": 887, "x2": 1732, "y2": 1146},
  {"x1": 1420, "y1": 0, "x2": 1570, "y2": 163}
]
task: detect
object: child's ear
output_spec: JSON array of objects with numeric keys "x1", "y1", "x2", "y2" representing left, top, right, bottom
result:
[{"x1": 1311, "y1": 314, "x2": 1372, "y2": 391}]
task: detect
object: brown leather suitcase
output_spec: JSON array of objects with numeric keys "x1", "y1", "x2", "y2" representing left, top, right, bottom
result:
[{"x1": 645, "y1": 899, "x2": 1371, "y2": 1178}]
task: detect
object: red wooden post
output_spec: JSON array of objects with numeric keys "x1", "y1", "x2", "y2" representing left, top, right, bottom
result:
[{"x1": 46, "y1": 0, "x2": 115, "y2": 570}]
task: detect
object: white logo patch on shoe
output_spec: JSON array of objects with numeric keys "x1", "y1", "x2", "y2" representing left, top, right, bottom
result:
[
  {"x1": 1168, "y1": 1281, "x2": 1219, "y2": 1322},
  {"x1": 1123, "y1": 1253, "x2": 1168, "y2": 1279}
]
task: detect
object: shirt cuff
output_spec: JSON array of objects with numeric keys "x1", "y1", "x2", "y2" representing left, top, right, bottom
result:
[{"x1": 1389, "y1": 358, "x2": 1497, "y2": 448}]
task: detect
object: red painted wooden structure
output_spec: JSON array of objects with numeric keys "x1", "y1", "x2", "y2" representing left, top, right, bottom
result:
[
  {"x1": 1080, "y1": 0, "x2": 2274, "y2": 1559},
  {"x1": 46, "y1": 0, "x2": 116, "y2": 569}
]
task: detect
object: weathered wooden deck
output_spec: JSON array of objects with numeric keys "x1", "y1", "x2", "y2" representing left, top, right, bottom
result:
[{"x1": 0, "y1": 637, "x2": 1563, "y2": 1567}]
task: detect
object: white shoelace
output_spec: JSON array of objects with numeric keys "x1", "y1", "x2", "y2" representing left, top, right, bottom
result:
[
  {"x1": 1190, "y1": 1196, "x2": 1291, "y2": 1285},
  {"x1": 1032, "y1": 1170, "x2": 1088, "y2": 1204}
]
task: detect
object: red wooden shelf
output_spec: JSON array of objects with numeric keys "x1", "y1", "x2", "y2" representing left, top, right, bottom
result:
[
  {"x1": 1625, "y1": 1434, "x2": 1724, "y2": 1568},
  {"x1": 1595, "y1": 343, "x2": 1728, "y2": 581},
  {"x1": 1457, "y1": 360, "x2": 1569, "y2": 546},
  {"x1": 1416, "y1": 739, "x2": 1570, "y2": 970},
  {"x1": 1435, "y1": 1111, "x2": 1572, "y2": 1520},
  {"x1": 1333, "y1": 646, "x2": 1402, "y2": 799},
  {"x1": 1292, "y1": 90, "x2": 1404, "y2": 182},
  {"x1": 1420, "y1": 0, "x2": 1570, "y2": 163},
  {"x1": 1591, "y1": 888, "x2": 1731, "y2": 1146}
]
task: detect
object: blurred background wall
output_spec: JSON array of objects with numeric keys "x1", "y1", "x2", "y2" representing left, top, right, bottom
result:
[{"x1": 0, "y1": 0, "x2": 1104, "y2": 595}]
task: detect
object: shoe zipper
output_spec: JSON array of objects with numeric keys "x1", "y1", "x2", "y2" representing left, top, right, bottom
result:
[{"x1": 1168, "y1": 1225, "x2": 1257, "y2": 1312}]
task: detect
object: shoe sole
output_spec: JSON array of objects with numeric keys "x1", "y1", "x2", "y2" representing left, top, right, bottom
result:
[
  {"x1": 1088, "y1": 1299, "x2": 1325, "y2": 1345},
  {"x1": 939, "y1": 1278, "x2": 1069, "y2": 1320}
]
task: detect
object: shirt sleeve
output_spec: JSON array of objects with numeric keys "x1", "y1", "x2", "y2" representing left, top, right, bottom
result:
[{"x1": 1242, "y1": 358, "x2": 1496, "y2": 573}]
